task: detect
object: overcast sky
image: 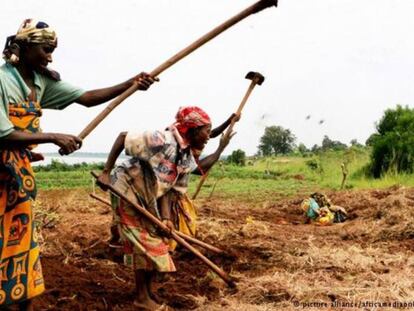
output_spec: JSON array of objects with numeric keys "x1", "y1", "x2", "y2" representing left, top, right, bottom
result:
[{"x1": 2, "y1": 0, "x2": 413, "y2": 155}]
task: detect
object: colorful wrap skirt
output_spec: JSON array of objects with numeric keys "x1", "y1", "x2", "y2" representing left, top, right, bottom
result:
[
  {"x1": 110, "y1": 165, "x2": 176, "y2": 272},
  {"x1": 168, "y1": 192, "x2": 197, "y2": 252},
  {"x1": 0, "y1": 149, "x2": 44, "y2": 305}
]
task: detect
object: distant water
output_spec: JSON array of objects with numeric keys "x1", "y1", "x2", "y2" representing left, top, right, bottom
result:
[{"x1": 31, "y1": 153, "x2": 126, "y2": 166}]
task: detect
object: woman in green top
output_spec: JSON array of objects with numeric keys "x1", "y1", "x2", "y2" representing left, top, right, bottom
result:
[{"x1": 0, "y1": 19, "x2": 156, "y2": 310}]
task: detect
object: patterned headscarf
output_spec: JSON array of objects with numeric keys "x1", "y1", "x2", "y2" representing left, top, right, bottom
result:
[
  {"x1": 174, "y1": 106, "x2": 211, "y2": 136},
  {"x1": 3, "y1": 19, "x2": 57, "y2": 64},
  {"x1": 170, "y1": 106, "x2": 211, "y2": 173},
  {"x1": 168, "y1": 106, "x2": 211, "y2": 154},
  {"x1": 15, "y1": 19, "x2": 57, "y2": 45}
]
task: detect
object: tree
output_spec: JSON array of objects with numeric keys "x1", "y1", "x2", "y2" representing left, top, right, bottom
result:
[
  {"x1": 227, "y1": 149, "x2": 246, "y2": 166},
  {"x1": 321, "y1": 135, "x2": 347, "y2": 151},
  {"x1": 297, "y1": 143, "x2": 309, "y2": 154},
  {"x1": 321, "y1": 135, "x2": 333, "y2": 150},
  {"x1": 311, "y1": 144, "x2": 320, "y2": 153},
  {"x1": 368, "y1": 105, "x2": 414, "y2": 177},
  {"x1": 365, "y1": 133, "x2": 379, "y2": 146},
  {"x1": 258, "y1": 126, "x2": 296, "y2": 156},
  {"x1": 350, "y1": 139, "x2": 363, "y2": 147}
]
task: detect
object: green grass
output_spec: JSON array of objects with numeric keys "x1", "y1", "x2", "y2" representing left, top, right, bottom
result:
[
  {"x1": 35, "y1": 148, "x2": 414, "y2": 199},
  {"x1": 36, "y1": 170, "x2": 95, "y2": 189}
]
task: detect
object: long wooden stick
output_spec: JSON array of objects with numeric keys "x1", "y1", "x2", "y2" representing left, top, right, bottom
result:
[
  {"x1": 90, "y1": 172, "x2": 235, "y2": 287},
  {"x1": 224, "y1": 80, "x2": 259, "y2": 137},
  {"x1": 90, "y1": 193, "x2": 111, "y2": 207},
  {"x1": 192, "y1": 79, "x2": 261, "y2": 200},
  {"x1": 89, "y1": 192, "x2": 225, "y2": 255},
  {"x1": 78, "y1": 0, "x2": 277, "y2": 140},
  {"x1": 340, "y1": 162, "x2": 348, "y2": 190},
  {"x1": 192, "y1": 172, "x2": 209, "y2": 200},
  {"x1": 209, "y1": 163, "x2": 226, "y2": 199}
]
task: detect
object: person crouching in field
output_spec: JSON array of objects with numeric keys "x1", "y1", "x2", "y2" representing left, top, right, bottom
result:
[
  {"x1": 0, "y1": 19, "x2": 155, "y2": 310},
  {"x1": 163, "y1": 109, "x2": 240, "y2": 252},
  {"x1": 96, "y1": 106, "x2": 234, "y2": 310},
  {"x1": 106, "y1": 110, "x2": 240, "y2": 250}
]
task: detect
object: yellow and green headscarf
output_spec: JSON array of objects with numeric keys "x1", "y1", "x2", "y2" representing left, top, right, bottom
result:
[
  {"x1": 15, "y1": 19, "x2": 57, "y2": 45},
  {"x1": 3, "y1": 19, "x2": 57, "y2": 64}
]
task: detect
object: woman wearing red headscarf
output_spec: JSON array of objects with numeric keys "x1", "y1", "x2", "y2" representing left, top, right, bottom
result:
[
  {"x1": 163, "y1": 107, "x2": 239, "y2": 252},
  {"x1": 97, "y1": 106, "x2": 236, "y2": 310}
]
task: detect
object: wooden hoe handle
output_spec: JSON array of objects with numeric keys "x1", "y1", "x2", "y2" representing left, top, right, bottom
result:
[
  {"x1": 77, "y1": 0, "x2": 277, "y2": 141},
  {"x1": 192, "y1": 71, "x2": 265, "y2": 200}
]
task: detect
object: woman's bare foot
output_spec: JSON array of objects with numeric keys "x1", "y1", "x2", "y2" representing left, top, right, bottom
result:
[
  {"x1": 134, "y1": 270, "x2": 161, "y2": 310},
  {"x1": 133, "y1": 298, "x2": 161, "y2": 310}
]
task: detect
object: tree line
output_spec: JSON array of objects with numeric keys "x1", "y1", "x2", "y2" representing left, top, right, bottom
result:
[
  {"x1": 257, "y1": 126, "x2": 358, "y2": 156},
  {"x1": 227, "y1": 105, "x2": 414, "y2": 178}
]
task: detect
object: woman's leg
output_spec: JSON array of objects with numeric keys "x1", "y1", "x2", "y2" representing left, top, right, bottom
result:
[{"x1": 134, "y1": 270, "x2": 160, "y2": 310}]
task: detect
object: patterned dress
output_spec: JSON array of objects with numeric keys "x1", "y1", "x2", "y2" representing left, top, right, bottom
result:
[
  {"x1": 110, "y1": 130, "x2": 197, "y2": 271},
  {"x1": 0, "y1": 63, "x2": 84, "y2": 305},
  {"x1": 167, "y1": 191, "x2": 197, "y2": 252}
]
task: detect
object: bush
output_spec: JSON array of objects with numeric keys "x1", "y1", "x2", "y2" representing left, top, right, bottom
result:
[
  {"x1": 306, "y1": 159, "x2": 319, "y2": 171},
  {"x1": 368, "y1": 105, "x2": 414, "y2": 178}
]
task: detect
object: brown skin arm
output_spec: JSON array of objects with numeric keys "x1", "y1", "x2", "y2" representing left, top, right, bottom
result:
[
  {"x1": 0, "y1": 130, "x2": 82, "y2": 155},
  {"x1": 210, "y1": 113, "x2": 240, "y2": 138},
  {"x1": 76, "y1": 73, "x2": 158, "y2": 107},
  {"x1": 96, "y1": 132, "x2": 127, "y2": 190},
  {"x1": 193, "y1": 131, "x2": 236, "y2": 175},
  {"x1": 158, "y1": 195, "x2": 171, "y2": 221},
  {"x1": 158, "y1": 194, "x2": 174, "y2": 239}
]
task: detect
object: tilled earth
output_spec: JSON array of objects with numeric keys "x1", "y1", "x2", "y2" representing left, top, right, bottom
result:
[{"x1": 32, "y1": 186, "x2": 414, "y2": 310}]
